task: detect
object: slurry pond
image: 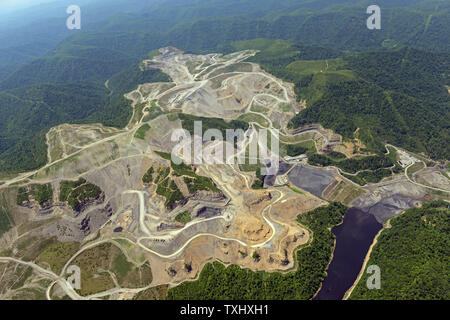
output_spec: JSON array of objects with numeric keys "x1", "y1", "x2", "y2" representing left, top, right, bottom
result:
[
  {"x1": 314, "y1": 208, "x2": 382, "y2": 300},
  {"x1": 288, "y1": 165, "x2": 335, "y2": 197}
]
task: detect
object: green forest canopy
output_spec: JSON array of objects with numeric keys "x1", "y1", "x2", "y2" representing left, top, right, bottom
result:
[
  {"x1": 167, "y1": 202, "x2": 347, "y2": 300},
  {"x1": 350, "y1": 200, "x2": 450, "y2": 300}
]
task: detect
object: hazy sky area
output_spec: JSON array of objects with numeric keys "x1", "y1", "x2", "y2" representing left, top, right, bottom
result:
[
  {"x1": 0, "y1": 0, "x2": 98, "y2": 29},
  {"x1": 0, "y1": 0, "x2": 55, "y2": 11}
]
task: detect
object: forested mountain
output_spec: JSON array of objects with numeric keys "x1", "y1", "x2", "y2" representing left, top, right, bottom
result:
[
  {"x1": 289, "y1": 47, "x2": 450, "y2": 159},
  {"x1": 0, "y1": 0, "x2": 449, "y2": 174},
  {"x1": 0, "y1": 45, "x2": 136, "y2": 90},
  {"x1": 350, "y1": 201, "x2": 450, "y2": 300},
  {"x1": 0, "y1": 60, "x2": 170, "y2": 173}
]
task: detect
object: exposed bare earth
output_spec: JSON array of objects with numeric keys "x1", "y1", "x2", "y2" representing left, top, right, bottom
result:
[{"x1": 0, "y1": 47, "x2": 448, "y2": 300}]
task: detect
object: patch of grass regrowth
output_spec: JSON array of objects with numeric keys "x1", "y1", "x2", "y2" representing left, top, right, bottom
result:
[
  {"x1": 147, "y1": 49, "x2": 161, "y2": 59},
  {"x1": 442, "y1": 171, "x2": 450, "y2": 181},
  {"x1": 36, "y1": 240, "x2": 80, "y2": 274},
  {"x1": 112, "y1": 252, "x2": 133, "y2": 284},
  {"x1": 175, "y1": 211, "x2": 191, "y2": 224},
  {"x1": 143, "y1": 101, "x2": 164, "y2": 122},
  {"x1": 406, "y1": 162, "x2": 425, "y2": 179},
  {"x1": 134, "y1": 123, "x2": 151, "y2": 140},
  {"x1": 237, "y1": 113, "x2": 270, "y2": 128},
  {"x1": 73, "y1": 243, "x2": 116, "y2": 296},
  {"x1": 288, "y1": 186, "x2": 304, "y2": 194},
  {"x1": 250, "y1": 104, "x2": 269, "y2": 113},
  {"x1": 239, "y1": 163, "x2": 262, "y2": 172},
  {"x1": 131, "y1": 102, "x2": 147, "y2": 125},
  {"x1": 167, "y1": 113, "x2": 179, "y2": 121},
  {"x1": 0, "y1": 193, "x2": 14, "y2": 237},
  {"x1": 11, "y1": 266, "x2": 33, "y2": 290}
]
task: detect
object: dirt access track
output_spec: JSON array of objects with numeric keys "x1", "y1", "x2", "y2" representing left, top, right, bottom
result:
[{"x1": 0, "y1": 47, "x2": 332, "y2": 299}]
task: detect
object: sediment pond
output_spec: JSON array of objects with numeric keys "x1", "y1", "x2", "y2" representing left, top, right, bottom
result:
[{"x1": 314, "y1": 207, "x2": 382, "y2": 300}]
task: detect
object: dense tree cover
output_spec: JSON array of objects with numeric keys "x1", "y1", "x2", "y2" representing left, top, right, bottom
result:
[
  {"x1": 107, "y1": 63, "x2": 172, "y2": 97},
  {"x1": 286, "y1": 143, "x2": 310, "y2": 157},
  {"x1": 147, "y1": 152, "x2": 220, "y2": 207},
  {"x1": 178, "y1": 113, "x2": 249, "y2": 138},
  {"x1": 16, "y1": 184, "x2": 53, "y2": 206},
  {"x1": 75, "y1": 0, "x2": 448, "y2": 55},
  {"x1": 0, "y1": 45, "x2": 135, "y2": 91},
  {"x1": 350, "y1": 201, "x2": 450, "y2": 300},
  {"x1": 156, "y1": 178, "x2": 184, "y2": 208},
  {"x1": 59, "y1": 179, "x2": 102, "y2": 211},
  {"x1": 232, "y1": 41, "x2": 449, "y2": 161},
  {"x1": 251, "y1": 167, "x2": 265, "y2": 190},
  {"x1": 342, "y1": 168, "x2": 393, "y2": 186},
  {"x1": 142, "y1": 167, "x2": 155, "y2": 184},
  {"x1": 307, "y1": 151, "x2": 400, "y2": 185},
  {"x1": 291, "y1": 79, "x2": 449, "y2": 160},
  {"x1": 344, "y1": 48, "x2": 450, "y2": 106},
  {"x1": 327, "y1": 151, "x2": 347, "y2": 161},
  {"x1": 308, "y1": 153, "x2": 394, "y2": 174},
  {"x1": 167, "y1": 202, "x2": 347, "y2": 300},
  {"x1": 1, "y1": 0, "x2": 449, "y2": 175},
  {"x1": 0, "y1": 59, "x2": 170, "y2": 174}
]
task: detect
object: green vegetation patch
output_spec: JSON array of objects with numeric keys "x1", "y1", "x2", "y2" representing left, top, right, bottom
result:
[
  {"x1": 143, "y1": 100, "x2": 165, "y2": 122},
  {"x1": 342, "y1": 168, "x2": 393, "y2": 186},
  {"x1": 142, "y1": 166, "x2": 154, "y2": 184},
  {"x1": 167, "y1": 202, "x2": 347, "y2": 300},
  {"x1": 69, "y1": 242, "x2": 152, "y2": 294},
  {"x1": 350, "y1": 201, "x2": 450, "y2": 300},
  {"x1": 0, "y1": 192, "x2": 14, "y2": 237},
  {"x1": 36, "y1": 240, "x2": 81, "y2": 274},
  {"x1": 151, "y1": 151, "x2": 221, "y2": 205},
  {"x1": 147, "y1": 49, "x2": 161, "y2": 59},
  {"x1": 134, "y1": 123, "x2": 151, "y2": 140},
  {"x1": 285, "y1": 141, "x2": 316, "y2": 157},
  {"x1": 178, "y1": 113, "x2": 248, "y2": 137},
  {"x1": 308, "y1": 153, "x2": 394, "y2": 174},
  {"x1": 156, "y1": 178, "x2": 184, "y2": 208},
  {"x1": 16, "y1": 183, "x2": 53, "y2": 206},
  {"x1": 236, "y1": 113, "x2": 270, "y2": 128},
  {"x1": 251, "y1": 167, "x2": 265, "y2": 190},
  {"x1": 59, "y1": 178, "x2": 102, "y2": 211},
  {"x1": 175, "y1": 211, "x2": 192, "y2": 224},
  {"x1": 73, "y1": 243, "x2": 116, "y2": 296},
  {"x1": 0, "y1": 205, "x2": 13, "y2": 237},
  {"x1": 407, "y1": 162, "x2": 425, "y2": 179},
  {"x1": 288, "y1": 186, "x2": 304, "y2": 195}
]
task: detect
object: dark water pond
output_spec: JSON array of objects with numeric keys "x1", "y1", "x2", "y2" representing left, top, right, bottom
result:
[{"x1": 314, "y1": 208, "x2": 382, "y2": 300}]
